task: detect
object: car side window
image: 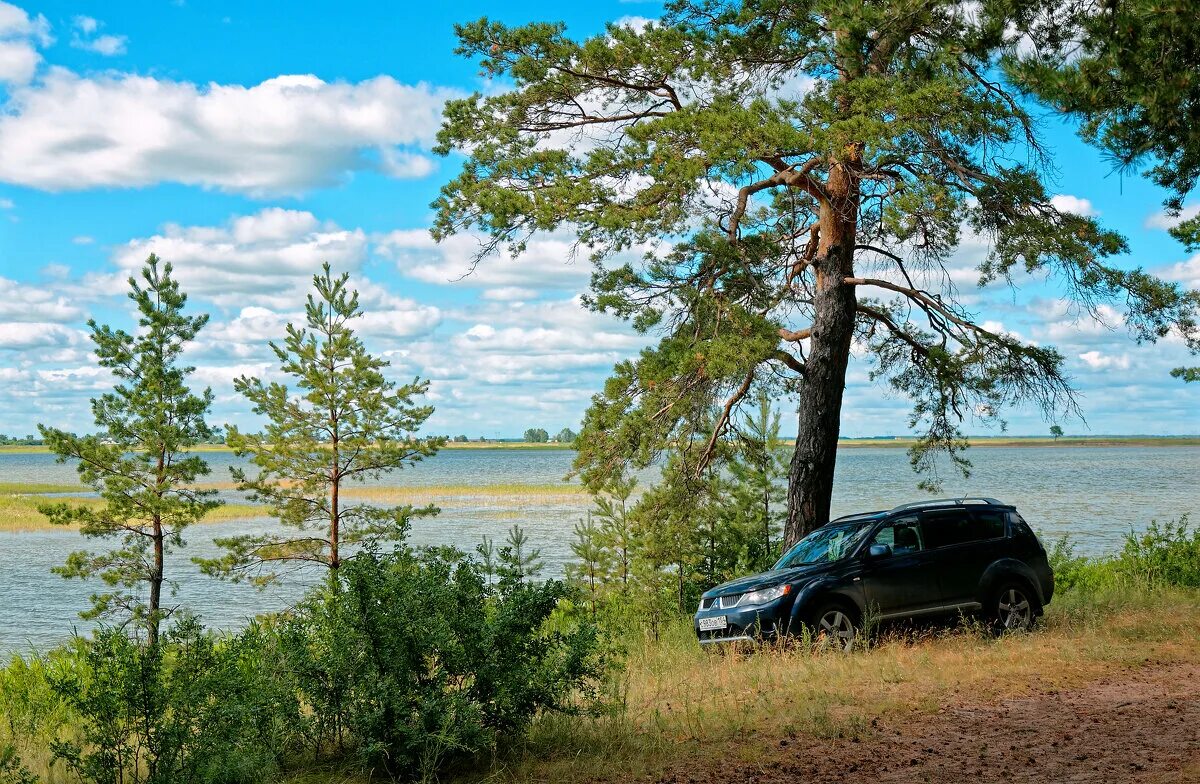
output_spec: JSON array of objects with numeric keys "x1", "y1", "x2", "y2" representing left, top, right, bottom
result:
[
  {"x1": 972, "y1": 510, "x2": 1007, "y2": 539},
  {"x1": 871, "y1": 518, "x2": 923, "y2": 554},
  {"x1": 922, "y1": 509, "x2": 1004, "y2": 549}
]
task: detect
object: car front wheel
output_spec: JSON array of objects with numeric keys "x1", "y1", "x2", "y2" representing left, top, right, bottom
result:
[
  {"x1": 811, "y1": 604, "x2": 858, "y2": 652},
  {"x1": 993, "y1": 584, "x2": 1036, "y2": 633}
]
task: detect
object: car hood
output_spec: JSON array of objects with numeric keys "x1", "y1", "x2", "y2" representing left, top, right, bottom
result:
[{"x1": 702, "y1": 563, "x2": 834, "y2": 599}]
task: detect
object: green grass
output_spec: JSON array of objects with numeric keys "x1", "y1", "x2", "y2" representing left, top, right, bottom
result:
[
  {"x1": 468, "y1": 586, "x2": 1200, "y2": 784},
  {"x1": 0, "y1": 481, "x2": 585, "y2": 532},
  {"x1": 0, "y1": 483, "x2": 269, "y2": 533},
  {"x1": 3, "y1": 583, "x2": 1197, "y2": 784}
]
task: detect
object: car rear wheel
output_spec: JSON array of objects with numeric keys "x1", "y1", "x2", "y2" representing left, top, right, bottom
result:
[
  {"x1": 811, "y1": 604, "x2": 858, "y2": 652},
  {"x1": 993, "y1": 584, "x2": 1035, "y2": 633}
]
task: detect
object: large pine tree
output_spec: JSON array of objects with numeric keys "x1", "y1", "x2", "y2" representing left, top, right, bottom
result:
[{"x1": 433, "y1": 0, "x2": 1199, "y2": 545}]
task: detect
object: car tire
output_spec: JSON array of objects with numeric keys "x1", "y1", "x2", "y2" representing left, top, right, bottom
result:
[
  {"x1": 809, "y1": 603, "x2": 859, "y2": 653},
  {"x1": 991, "y1": 582, "x2": 1038, "y2": 633}
]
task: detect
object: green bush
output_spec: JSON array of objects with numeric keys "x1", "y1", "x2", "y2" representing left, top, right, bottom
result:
[
  {"x1": 282, "y1": 548, "x2": 605, "y2": 781},
  {"x1": 48, "y1": 617, "x2": 285, "y2": 784},
  {"x1": 1116, "y1": 514, "x2": 1200, "y2": 588},
  {"x1": 1047, "y1": 514, "x2": 1199, "y2": 595}
]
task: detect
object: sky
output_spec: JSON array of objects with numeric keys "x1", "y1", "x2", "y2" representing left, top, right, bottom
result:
[{"x1": 0, "y1": 1, "x2": 1196, "y2": 440}]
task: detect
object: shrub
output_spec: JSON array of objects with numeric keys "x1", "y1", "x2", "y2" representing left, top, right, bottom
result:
[
  {"x1": 1116, "y1": 514, "x2": 1200, "y2": 588},
  {"x1": 1046, "y1": 514, "x2": 1199, "y2": 595},
  {"x1": 284, "y1": 548, "x2": 604, "y2": 781},
  {"x1": 48, "y1": 617, "x2": 285, "y2": 784}
]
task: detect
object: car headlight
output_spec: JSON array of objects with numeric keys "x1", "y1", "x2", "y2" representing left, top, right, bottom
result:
[{"x1": 738, "y1": 584, "x2": 791, "y2": 607}]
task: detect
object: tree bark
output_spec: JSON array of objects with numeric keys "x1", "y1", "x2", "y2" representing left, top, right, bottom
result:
[{"x1": 782, "y1": 158, "x2": 859, "y2": 548}]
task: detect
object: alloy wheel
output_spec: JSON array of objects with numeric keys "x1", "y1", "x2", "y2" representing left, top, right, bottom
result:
[
  {"x1": 997, "y1": 587, "x2": 1033, "y2": 631},
  {"x1": 815, "y1": 609, "x2": 857, "y2": 652}
]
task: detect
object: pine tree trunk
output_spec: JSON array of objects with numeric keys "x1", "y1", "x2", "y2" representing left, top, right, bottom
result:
[
  {"x1": 782, "y1": 158, "x2": 859, "y2": 549},
  {"x1": 149, "y1": 521, "x2": 162, "y2": 647}
]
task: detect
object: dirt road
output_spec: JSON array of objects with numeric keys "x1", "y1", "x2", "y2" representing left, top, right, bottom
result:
[{"x1": 655, "y1": 661, "x2": 1200, "y2": 783}]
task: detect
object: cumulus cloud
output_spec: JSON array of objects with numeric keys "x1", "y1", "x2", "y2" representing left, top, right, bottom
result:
[
  {"x1": 114, "y1": 208, "x2": 369, "y2": 307},
  {"x1": 70, "y1": 15, "x2": 126, "y2": 56},
  {"x1": 1078, "y1": 350, "x2": 1131, "y2": 371},
  {"x1": 1145, "y1": 203, "x2": 1200, "y2": 231},
  {"x1": 378, "y1": 229, "x2": 658, "y2": 292},
  {"x1": 0, "y1": 322, "x2": 83, "y2": 351},
  {"x1": 0, "y1": 276, "x2": 84, "y2": 322},
  {"x1": 1049, "y1": 194, "x2": 1096, "y2": 216},
  {"x1": 0, "y1": 1, "x2": 51, "y2": 85},
  {"x1": 1157, "y1": 254, "x2": 1200, "y2": 288},
  {"x1": 0, "y1": 71, "x2": 457, "y2": 194}
]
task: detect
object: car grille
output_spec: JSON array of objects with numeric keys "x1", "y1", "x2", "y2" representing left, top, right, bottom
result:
[{"x1": 702, "y1": 593, "x2": 743, "y2": 610}]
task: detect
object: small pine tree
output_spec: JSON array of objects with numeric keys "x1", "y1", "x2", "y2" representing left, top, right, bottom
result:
[
  {"x1": 498, "y1": 524, "x2": 544, "y2": 583},
  {"x1": 726, "y1": 391, "x2": 787, "y2": 571},
  {"x1": 566, "y1": 513, "x2": 604, "y2": 619},
  {"x1": 38, "y1": 256, "x2": 218, "y2": 645},
  {"x1": 592, "y1": 476, "x2": 637, "y2": 594},
  {"x1": 198, "y1": 264, "x2": 442, "y2": 587}
]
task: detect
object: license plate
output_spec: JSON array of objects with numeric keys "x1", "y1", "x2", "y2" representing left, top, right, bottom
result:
[{"x1": 698, "y1": 615, "x2": 728, "y2": 632}]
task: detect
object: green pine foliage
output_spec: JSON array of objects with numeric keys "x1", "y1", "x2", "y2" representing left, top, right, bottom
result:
[
  {"x1": 37, "y1": 256, "x2": 219, "y2": 645},
  {"x1": 198, "y1": 264, "x2": 443, "y2": 586}
]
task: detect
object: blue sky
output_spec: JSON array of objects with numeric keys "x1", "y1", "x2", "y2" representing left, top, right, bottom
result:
[{"x1": 0, "y1": 1, "x2": 1196, "y2": 439}]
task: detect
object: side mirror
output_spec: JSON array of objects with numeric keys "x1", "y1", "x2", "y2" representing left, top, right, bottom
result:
[{"x1": 866, "y1": 543, "x2": 892, "y2": 560}]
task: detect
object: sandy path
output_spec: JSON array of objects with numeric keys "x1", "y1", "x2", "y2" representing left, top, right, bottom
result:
[{"x1": 654, "y1": 661, "x2": 1200, "y2": 783}]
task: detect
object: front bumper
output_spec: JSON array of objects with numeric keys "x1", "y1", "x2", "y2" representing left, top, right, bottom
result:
[{"x1": 694, "y1": 601, "x2": 790, "y2": 644}]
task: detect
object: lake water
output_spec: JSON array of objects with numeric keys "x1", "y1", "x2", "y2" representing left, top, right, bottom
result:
[{"x1": 1, "y1": 446, "x2": 1197, "y2": 656}]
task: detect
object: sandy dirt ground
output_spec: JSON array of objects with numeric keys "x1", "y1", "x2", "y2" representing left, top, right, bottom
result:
[{"x1": 653, "y1": 661, "x2": 1200, "y2": 783}]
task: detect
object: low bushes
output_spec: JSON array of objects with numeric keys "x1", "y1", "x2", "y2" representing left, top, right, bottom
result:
[
  {"x1": 0, "y1": 546, "x2": 605, "y2": 784},
  {"x1": 1047, "y1": 514, "x2": 1199, "y2": 593}
]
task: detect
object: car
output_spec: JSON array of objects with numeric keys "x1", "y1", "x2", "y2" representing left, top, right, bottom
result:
[{"x1": 694, "y1": 497, "x2": 1054, "y2": 650}]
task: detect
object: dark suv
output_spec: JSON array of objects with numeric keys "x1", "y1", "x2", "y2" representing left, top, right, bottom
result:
[{"x1": 694, "y1": 498, "x2": 1054, "y2": 649}]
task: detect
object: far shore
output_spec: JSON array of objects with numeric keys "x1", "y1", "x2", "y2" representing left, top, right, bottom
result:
[{"x1": 1, "y1": 435, "x2": 1198, "y2": 455}]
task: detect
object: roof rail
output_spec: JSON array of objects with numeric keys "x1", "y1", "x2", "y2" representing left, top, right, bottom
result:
[{"x1": 889, "y1": 497, "x2": 1004, "y2": 513}]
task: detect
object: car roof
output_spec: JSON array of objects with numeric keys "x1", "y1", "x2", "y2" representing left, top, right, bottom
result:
[{"x1": 824, "y1": 498, "x2": 1014, "y2": 528}]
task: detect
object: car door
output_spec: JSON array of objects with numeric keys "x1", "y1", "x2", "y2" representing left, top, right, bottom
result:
[
  {"x1": 920, "y1": 508, "x2": 1008, "y2": 605},
  {"x1": 858, "y1": 517, "x2": 944, "y2": 617}
]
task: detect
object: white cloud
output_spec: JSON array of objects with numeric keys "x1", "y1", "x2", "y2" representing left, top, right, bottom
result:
[
  {"x1": 0, "y1": 197, "x2": 12, "y2": 209},
  {"x1": 71, "y1": 235, "x2": 94, "y2": 244},
  {"x1": 72, "y1": 15, "x2": 97, "y2": 35},
  {"x1": 70, "y1": 15, "x2": 126, "y2": 56},
  {"x1": 0, "y1": 2, "x2": 50, "y2": 85},
  {"x1": 1078, "y1": 350, "x2": 1131, "y2": 371},
  {"x1": 1157, "y1": 254, "x2": 1200, "y2": 288},
  {"x1": 0, "y1": 39, "x2": 38, "y2": 83},
  {"x1": 0, "y1": 322, "x2": 82, "y2": 350},
  {"x1": 0, "y1": 276, "x2": 84, "y2": 322},
  {"x1": 481, "y1": 286, "x2": 539, "y2": 301},
  {"x1": 380, "y1": 229, "x2": 616, "y2": 291},
  {"x1": 1145, "y1": 203, "x2": 1200, "y2": 231},
  {"x1": 1050, "y1": 194, "x2": 1096, "y2": 217},
  {"x1": 0, "y1": 71, "x2": 458, "y2": 194},
  {"x1": 114, "y1": 208, "x2": 369, "y2": 307}
]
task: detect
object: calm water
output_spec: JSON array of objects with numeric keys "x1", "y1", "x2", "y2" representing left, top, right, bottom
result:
[{"x1": 2, "y1": 446, "x2": 1197, "y2": 656}]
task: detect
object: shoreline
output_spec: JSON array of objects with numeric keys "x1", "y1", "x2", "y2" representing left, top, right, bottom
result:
[{"x1": 2, "y1": 435, "x2": 1198, "y2": 455}]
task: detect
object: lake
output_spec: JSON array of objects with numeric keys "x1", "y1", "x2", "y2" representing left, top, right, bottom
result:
[{"x1": 1, "y1": 445, "x2": 1197, "y2": 656}]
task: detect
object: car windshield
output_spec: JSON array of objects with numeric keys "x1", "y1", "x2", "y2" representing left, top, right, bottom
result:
[{"x1": 774, "y1": 520, "x2": 875, "y2": 568}]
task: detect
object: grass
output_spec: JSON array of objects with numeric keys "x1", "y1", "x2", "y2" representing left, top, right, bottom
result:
[
  {"x1": 3, "y1": 584, "x2": 1197, "y2": 784},
  {"x1": 0, "y1": 483, "x2": 269, "y2": 532},
  {"x1": 483, "y1": 586, "x2": 1200, "y2": 783},
  {"x1": 0, "y1": 481, "x2": 585, "y2": 532}
]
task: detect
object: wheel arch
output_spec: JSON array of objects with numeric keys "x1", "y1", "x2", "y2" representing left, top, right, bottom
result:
[{"x1": 979, "y1": 560, "x2": 1045, "y2": 612}]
